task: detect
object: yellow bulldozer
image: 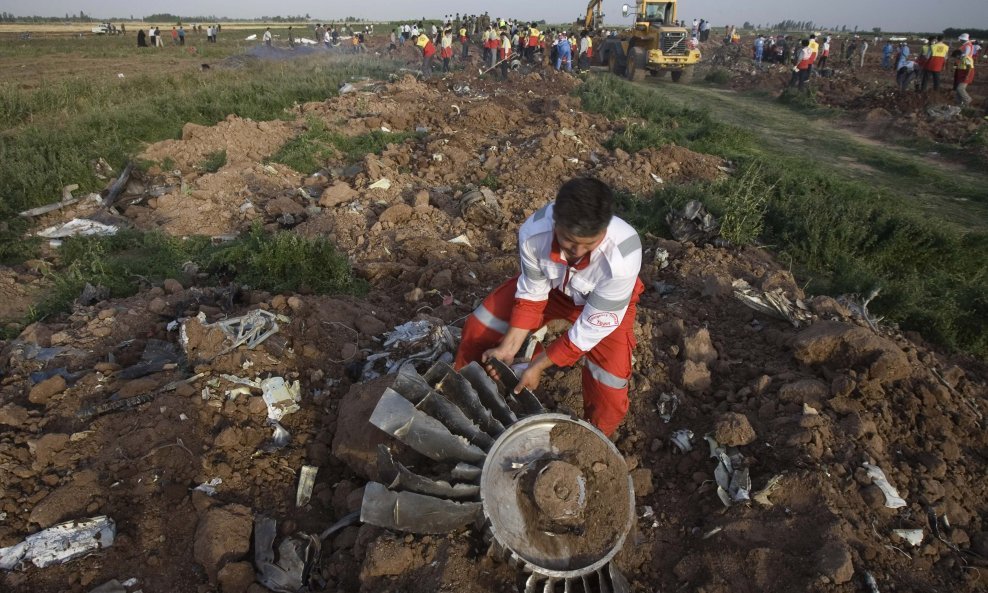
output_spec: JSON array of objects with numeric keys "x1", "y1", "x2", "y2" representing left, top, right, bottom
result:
[{"x1": 585, "y1": 0, "x2": 702, "y2": 83}]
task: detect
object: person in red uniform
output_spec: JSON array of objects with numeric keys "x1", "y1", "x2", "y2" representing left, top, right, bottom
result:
[
  {"x1": 455, "y1": 178, "x2": 644, "y2": 437},
  {"x1": 922, "y1": 36, "x2": 949, "y2": 91}
]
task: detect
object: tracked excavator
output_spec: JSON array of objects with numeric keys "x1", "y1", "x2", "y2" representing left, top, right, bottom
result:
[{"x1": 586, "y1": 0, "x2": 701, "y2": 83}]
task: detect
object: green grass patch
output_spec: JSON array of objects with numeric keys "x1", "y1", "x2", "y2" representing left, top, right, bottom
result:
[
  {"x1": 198, "y1": 149, "x2": 227, "y2": 173},
  {"x1": 579, "y1": 74, "x2": 988, "y2": 358},
  {"x1": 31, "y1": 227, "x2": 365, "y2": 322},
  {"x1": 0, "y1": 54, "x2": 401, "y2": 261},
  {"x1": 704, "y1": 68, "x2": 732, "y2": 85},
  {"x1": 268, "y1": 117, "x2": 419, "y2": 173},
  {"x1": 778, "y1": 87, "x2": 819, "y2": 110}
]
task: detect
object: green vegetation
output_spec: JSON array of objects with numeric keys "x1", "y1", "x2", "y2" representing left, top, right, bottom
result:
[
  {"x1": 777, "y1": 87, "x2": 820, "y2": 110},
  {"x1": 31, "y1": 227, "x2": 364, "y2": 322},
  {"x1": 579, "y1": 75, "x2": 988, "y2": 358},
  {"x1": 703, "y1": 68, "x2": 732, "y2": 85},
  {"x1": 478, "y1": 173, "x2": 500, "y2": 191},
  {"x1": 199, "y1": 149, "x2": 227, "y2": 173},
  {"x1": 0, "y1": 53, "x2": 400, "y2": 262},
  {"x1": 268, "y1": 118, "x2": 419, "y2": 173}
]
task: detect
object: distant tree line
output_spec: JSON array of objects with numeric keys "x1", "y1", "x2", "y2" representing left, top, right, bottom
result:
[{"x1": 943, "y1": 27, "x2": 988, "y2": 39}]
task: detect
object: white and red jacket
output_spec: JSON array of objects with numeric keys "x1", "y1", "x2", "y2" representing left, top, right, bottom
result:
[{"x1": 511, "y1": 203, "x2": 643, "y2": 367}]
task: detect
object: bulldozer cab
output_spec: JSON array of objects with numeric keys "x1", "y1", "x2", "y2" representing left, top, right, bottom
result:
[{"x1": 623, "y1": 1, "x2": 676, "y2": 27}]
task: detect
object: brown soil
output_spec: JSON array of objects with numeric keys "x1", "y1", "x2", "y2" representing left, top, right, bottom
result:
[{"x1": 1, "y1": 34, "x2": 987, "y2": 593}]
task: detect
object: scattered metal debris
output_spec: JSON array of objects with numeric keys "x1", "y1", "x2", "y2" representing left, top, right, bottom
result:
[
  {"x1": 369, "y1": 178, "x2": 391, "y2": 190},
  {"x1": 666, "y1": 200, "x2": 720, "y2": 244},
  {"x1": 751, "y1": 474, "x2": 784, "y2": 507},
  {"x1": 926, "y1": 105, "x2": 962, "y2": 119},
  {"x1": 864, "y1": 571, "x2": 881, "y2": 593},
  {"x1": 18, "y1": 184, "x2": 92, "y2": 218},
  {"x1": 670, "y1": 429, "x2": 694, "y2": 453},
  {"x1": 732, "y1": 279, "x2": 814, "y2": 328},
  {"x1": 296, "y1": 465, "x2": 318, "y2": 507},
  {"x1": 657, "y1": 393, "x2": 679, "y2": 422},
  {"x1": 254, "y1": 516, "x2": 321, "y2": 593},
  {"x1": 212, "y1": 309, "x2": 284, "y2": 353},
  {"x1": 260, "y1": 377, "x2": 301, "y2": 421},
  {"x1": 117, "y1": 339, "x2": 181, "y2": 380},
  {"x1": 862, "y1": 463, "x2": 907, "y2": 509},
  {"x1": 77, "y1": 373, "x2": 206, "y2": 420},
  {"x1": 705, "y1": 435, "x2": 751, "y2": 507},
  {"x1": 837, "y1": 287, "x2": 883, "y2": 332},
  {"x1": 653, "y1": 247, "x2": 670, "y2": 269},
  {"x1": 361, "y1": 319, "x2": 459, "y2": 380},
  {"x1": 0, "y1": 516, "x2": 115, "y2": 570}
]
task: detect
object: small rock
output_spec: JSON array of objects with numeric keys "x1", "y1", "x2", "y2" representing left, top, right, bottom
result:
[
  {"x1": 341, "y1": 343, "x2": 358, "y2": 360},
  {"x1": 248, "y1": 397, "x2": 268, "y2": 416},
  {"x1": 630, "y1": 468, "x2": 654, "y2": 497},
  {"x1": 29, "y1": 375, "x2": 67, "y2": 405},
  {"x1": 217, "y1": 561, "x2": 255, "y2": 593},
  {"x1": 378, "y1": 204, "x2": 414, "y2": 225},
  {"x1": 97, "y1": 308, "x2": 117, "y2": 320},
  {"x1": 404, "y1": 287, "x2": 424, "y2": 303},
  {"x1": 286, "y1": 296, "x2": 304, "y2": 312},
  {"x1": 163, "y1": 278, "x2": 184, "y2": 294},
  {"x1": 0, "y1": 404, "x2": 29, "y2": 426},
  {"x1": 319, "y1": 182, "x2": 358, "y2": 208},
  {"x1": 815, "y1": 542, "x2": 854, "y2": 584},
  {"x1": 194, "y1": 504, "x2": 254, "y2": 580},
  {"x1": 682, "y1": 328, "x2": 718, "y2": 365},
  {"x1": 148, "y1": 297, "x2": 168, "y2": 315},
  {"x1": 679, "y1": 360, "x2": 711, "y2": 392},
  {"x1": 713, "y1": 412, "x2": 757, "y2": 446},
  {"x1": 271, "y1": 295, "x2": 288, "y2": 310},
  {"x1": 355, "y1": 315, "x2": 386, "y2": 337},
  {"x1": 413, "y1": 190, "x2": 430, "y2": 208}
]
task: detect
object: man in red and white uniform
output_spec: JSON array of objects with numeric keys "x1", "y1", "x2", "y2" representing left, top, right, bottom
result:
[{"x1": 455, "y1": 178, "x2": 644, "y2": 436}]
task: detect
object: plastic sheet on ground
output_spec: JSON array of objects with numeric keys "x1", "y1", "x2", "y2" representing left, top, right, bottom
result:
[
  {"x1": 732, "y1": 279, "x2": 814, "y2": 328},
  {"x1": 0, "y1": 516, "x2": 115, "y2": 570},
  {"x1": 926, "y1": 105, "x2": 962, "y2": 119},
  {"x1": 37, "y1": 219, "x2": 118, "y2": 239}
]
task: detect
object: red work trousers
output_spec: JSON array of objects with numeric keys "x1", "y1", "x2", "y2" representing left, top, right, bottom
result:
[{"x1": 454, "y1": 276, "x2": 639, "y2": 436}]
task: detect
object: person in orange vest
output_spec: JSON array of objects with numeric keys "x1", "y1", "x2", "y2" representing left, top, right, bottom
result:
[
  {"x1": 498, "y1": 28, "x2": 512, "y2": 80},
  {"x1": 527, "y1": 23, "x2": 540, "y2": 63},
  {"x1": 922, "y1": 36, "x2": 949, "y2": 91},
  {"x1": 789, "y1": 39, "x2": 814, "y2": 90},
  {"x1": 416, "y1": 32, "x2": 436, "y2": 79},
  {"x1": 952, "y1": 49, "x2": 975, "y2": 106}
]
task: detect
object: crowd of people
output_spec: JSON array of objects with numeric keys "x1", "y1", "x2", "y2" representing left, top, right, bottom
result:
[{"x1": 135, "y1": 23, "x2": 221, "y2": 48}]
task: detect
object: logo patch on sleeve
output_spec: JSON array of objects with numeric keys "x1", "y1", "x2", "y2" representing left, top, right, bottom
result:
[{"x1": 587, "y1": 312, "x2": 620, "y2": 327}]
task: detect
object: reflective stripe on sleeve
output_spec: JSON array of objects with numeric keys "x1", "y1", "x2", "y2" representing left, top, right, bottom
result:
[
  {"x1": 472, "y1": 304, "x2": 509, "y2": 334},
  {"x1": 522, "y1": 262, "x2": 546, "y2": 281},
  {"x1": 617, "y1": 234, "x2": 642, "y2": 257},
  {"x1": 585, "y1": 359, "x2": 628, "y2": 389},
  {"x1": 587, "y1": 292, "x2": 631, "y2": 312}
]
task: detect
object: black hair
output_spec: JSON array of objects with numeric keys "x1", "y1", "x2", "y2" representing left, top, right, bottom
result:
[{"x1": 553, "y1": 178, "x2": 613, "y2": 237}]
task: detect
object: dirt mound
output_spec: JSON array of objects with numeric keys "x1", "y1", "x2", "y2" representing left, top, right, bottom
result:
[{"x1": 141, "y1": 115, "x2": 295, "y2": 173}]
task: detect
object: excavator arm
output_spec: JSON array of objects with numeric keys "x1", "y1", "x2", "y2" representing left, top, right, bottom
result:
[{"x1": 582, "y1": 0, "x2": 604, "y2": 30}]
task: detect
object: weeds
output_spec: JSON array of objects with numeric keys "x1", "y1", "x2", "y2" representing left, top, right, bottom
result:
[
  {"x1": 198, "y1": 149, "x2": 227, "y2": 173},
  {"x1": 30, "y1": 227, "x2": 365, "y2": 322},
  {"x1": 479, "y1": 174, "x2": 500, "y2": 190},
  {"x1": 704, "y1": 68, "x2": 732, "y2": 85},
  {"x1": 579, "y1": 74, "x2": 988, "y2": 358},
  {"x1": 778, "y1": 87, "x2": 819, "y2": 109},
  {"x1": 268, "y1": 117, "x2": 419, "y2": 173}
]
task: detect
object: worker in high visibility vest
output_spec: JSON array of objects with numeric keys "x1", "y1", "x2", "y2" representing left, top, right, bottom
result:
[
  {"x1": 958, "y1": 33, "x2": 974, "y2": 58},
  {"x1": 459, "y1": 25, "x2": 469, "y2": 58},
  {"x1": 440, "y1": 28, "x2": 454, "y2": 72},
  {"x1": 922, "y1": 36, "x2": 950, "y2": 91},
  {"x1": 527, "y1": 23, "x2": 541, "y2": 62},
  {"x1": 498, "y1": 28, "x2": 512, "y2": 80},
  {"x1": 416, "y1": 32, "x2": 436, "y2": 79},
  {"x1": 952, "y1": 49, "x2": 975, "y2": 106},
  {"x1": 807, "y1": 34, "x2": 819, "y2": 76}
]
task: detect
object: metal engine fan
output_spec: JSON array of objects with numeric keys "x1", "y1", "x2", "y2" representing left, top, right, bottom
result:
[{"x1": 359, "y1": 358, "x2": 635, "y2": 592}]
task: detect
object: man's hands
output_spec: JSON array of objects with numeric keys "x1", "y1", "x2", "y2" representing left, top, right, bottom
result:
[{"x1": 479, "y1": 327, "x2": 553, "y2": 395}]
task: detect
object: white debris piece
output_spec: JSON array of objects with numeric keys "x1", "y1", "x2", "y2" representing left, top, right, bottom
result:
[
  {"x1": 706, "y1": 435, "x2": 751, "y2": 507},
  {"x1": 0, "y1": 516, "x2": 115, "y2": 570},
  {"x1": 862, "y1": 463, "x2": 907, "y2": 509},
  {"x1": 296, "y1": 465, "x2": 318, "y2": 507},
  {"x1": 369, "y1": 178, "x2": 392, "y2": 190},
  {"x1": 362, "y1": 318, "x2": 460, "y2": 380},
  {"x1": 893, "y1": 529, "x2": 923, "y2": 546},
  {"x1": 37, "y1": 219, "x2": 118, "y2": 239},
  {"x1": 194, "y1": 478, "x2": 223, "y2": 496},
  {"x1": 448, "y1": 234, "x2": 473, "y2": 247},
  {"x1": 732, "y1": 279, "x2": 813, "y2": 328},
  {"x1": 260, "y1": 377, "x2": 302, "y2": 421}
]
